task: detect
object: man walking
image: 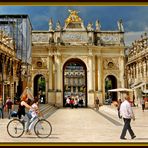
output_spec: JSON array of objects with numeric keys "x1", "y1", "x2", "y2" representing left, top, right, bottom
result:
[{"x1": 120, "y1": 93, "x2": 136, "y2": 140}]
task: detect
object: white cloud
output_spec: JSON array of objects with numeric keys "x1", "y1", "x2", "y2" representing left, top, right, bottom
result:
[{"x1": 124, "y1": 31, "x2": 146, "y2": 46}]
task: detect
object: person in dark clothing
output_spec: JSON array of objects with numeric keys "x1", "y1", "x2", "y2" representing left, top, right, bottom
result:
[
  {"x1": 141, "y1": 99, "x2": 145, "y2": 112},
  {"x1": 95, "y1": 97, "x2": 100, "y2": 111},
  {"x1": 17, "y1": 95, "x2": 31, "y2": 119},
  {"x1": 5, "y1": 97, "x2": 14, "y2": 119},
  {"x1": 70, "y1": 98, "x2": 74, "y2": 109},
  {"x1": 17, "y1": 102, "x2": 26, "y2": 119},
  {"x1": 117, "y1": 99, "x2": 122, "y2": 119},
  {"x1": 79, "y1": 98, "x2": 84, "y2": 107}
]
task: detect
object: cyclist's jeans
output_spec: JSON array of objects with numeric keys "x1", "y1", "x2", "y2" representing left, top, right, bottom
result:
[
  {"x1": 28, "y1": 116, "x2": 38, "y2": 131},
  {"x1": 24, "y1": 115, "x2": 31, "y2": 132}
]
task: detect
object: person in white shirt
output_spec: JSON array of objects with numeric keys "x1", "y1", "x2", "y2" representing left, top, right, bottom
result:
[
  {"x1": 120, "y1": 93, "x2": 136, "y2": 140},
  {"x1": 26, "y1": 97, "x2": 39, "y2": 134}
]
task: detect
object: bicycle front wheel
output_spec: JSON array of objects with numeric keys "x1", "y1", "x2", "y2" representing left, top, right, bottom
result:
[
  {"x1": 7, "y1": 119, "x2": 24, "y2": 138},
  {"x1": 34, "y1": 119, "x2": 52, "y2": 138}
]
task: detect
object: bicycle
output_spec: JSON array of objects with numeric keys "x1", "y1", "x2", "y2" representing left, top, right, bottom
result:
[{"x1": 7, "y1": 116, "x2": 52, "y2": 138}]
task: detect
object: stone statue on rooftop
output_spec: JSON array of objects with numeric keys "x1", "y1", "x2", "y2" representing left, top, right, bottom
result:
[
  {"x1": 95, "y1": 20, "x2": 101, "y2": 31},
  {"x1": 117, "y1": 19, "x2": 124, "y2": 32},
  {"x1": 56, "y1": 20, "x2": 62, "y2": 31},
  {"x1": 87, "y1": 22, "x2": 93, "y2": 31},
  {"x1": 49, "y1": 18, "x2": 53, "y2": 31}
]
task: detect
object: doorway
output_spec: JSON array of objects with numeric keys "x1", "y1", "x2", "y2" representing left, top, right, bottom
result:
[
  {"x1": 34, "y1": 74, "x2": 46, "y2": 104},
  {"x1": 63, "y1": 58, "x2": 87, "y2": 107},
  {"x1": 105, "y1": 75, "x2": 117, "y2": 103}
]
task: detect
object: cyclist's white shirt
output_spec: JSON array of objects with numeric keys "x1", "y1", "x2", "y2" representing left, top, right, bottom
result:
[{"x1": 30, "y1": 103, "x2": 38, "y2": 118}]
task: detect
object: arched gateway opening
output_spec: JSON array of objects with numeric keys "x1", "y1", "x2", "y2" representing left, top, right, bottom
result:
[
  {"x1": 34, "y1": 74, "x2": 46, "y2": 104},
  {"x1": 63, "y1": 59, "x2": 87, "y2": 107},
  {"x1": 105, "y1": 75, "x2": 117, "y2": 103}
]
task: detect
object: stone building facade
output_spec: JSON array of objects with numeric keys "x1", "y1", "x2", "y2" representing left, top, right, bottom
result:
[
  {"x1": 0, "y1": 15, "x2": 32, "y2": 104},
  {"x1": 126, "y1": 33, "x2": 148, "y2": 104},
  {"x1": 31, "y1": 10, "x2": 125, "y2": 107},
  {"x1": 0, "y1": 30, "x2": 21, "y2": 103}
]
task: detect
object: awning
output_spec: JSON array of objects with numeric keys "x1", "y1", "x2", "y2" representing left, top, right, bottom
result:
[
  {"x1": 142, "y1": 90, "x2": 148, "y2": 94},
  {"x1": 131, "y1": 82, "x2": 146, "y2": 89},
  {"x1": 108, "y1": 88, "x2": 133, "y2": 92}
]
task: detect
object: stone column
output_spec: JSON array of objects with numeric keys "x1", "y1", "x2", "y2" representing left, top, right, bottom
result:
[
  {"x1": 139, "y1": 62, "x2": 142, "y2": 78},
  {"x1": 133, "y1": 65, "x2": 135, "y2": 79},
  {"x1": 55, "y1": 55, "x2": 61, "y2": 91},
  {"x1": 48, "y1": 56, "x2": 53, "y2": 90},
  {"x1": 146, "y1": 60, "x2": 148, "y2": 77},
  {"x1": 9, "y1": 59, "x2": 13, "y2": 99},
  {"x1": 88, "y1": 48, "x2": 94, "y2": 107},
  {"x1": 88, "y1": 55, "x2": 93, "y2": 91},
  {"x1": 143, "y1": 61, "x2": 146, "y2": 78},
  {"x1": 71, "y1": 86, "x2": 73, "y2": 93},
  {"x1": 138, "y1": 62, "x2": 141, "y2": 78},
  {"x1": 127, "y1": 66, "x2": 130, "y2": 84},
  {"x1": 97, "y1": 56, "x2": 102, "y2": 91},
  {"x1": 120, "y1": 56, "x2": 125, "y2": 88},
  {"x1": 136, "y1": 63, "x2": 139, "y2": 79},
  {"x1": 48, "y1": 55, "x2": 55, "y2": 105},
  {"x1": 130, "y1": 66, "x2": 133, "y2": 85},
  {"x1": 134, "y1": 64, "x2": 136, "y2": 80},
  {"x1": 76, "y1": 86, "x2": 78, "y2": 93},
  {"x1": 55, "y1": 54, "x2": 62, "y2": 106},
  {"x1": 97, "y1": 56, "x2": 103, "y2": 104}
]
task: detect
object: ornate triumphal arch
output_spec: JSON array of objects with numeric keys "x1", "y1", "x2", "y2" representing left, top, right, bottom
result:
[{"x1": 31, "y1": 10, "x2": 125, "y2": 107}]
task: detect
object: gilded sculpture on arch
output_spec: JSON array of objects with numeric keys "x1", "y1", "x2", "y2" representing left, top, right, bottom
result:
[{"x1": 65, "y1": 9, "x2": 82, "y2": 25}]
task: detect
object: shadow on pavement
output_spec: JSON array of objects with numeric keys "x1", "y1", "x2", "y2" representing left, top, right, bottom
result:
[
  {"x1": 20, "y1": 136, "x2": 59, "y2": 139},
  {"x1": 134, "y1": 138, "x2": 148, "y2": 140}
]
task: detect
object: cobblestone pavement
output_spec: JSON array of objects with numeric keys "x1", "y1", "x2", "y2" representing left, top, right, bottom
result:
[{"x1": 0, "y1": 105, "x2": 148, "y2": 145}]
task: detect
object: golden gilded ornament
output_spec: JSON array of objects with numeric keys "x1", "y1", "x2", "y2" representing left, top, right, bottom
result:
[{"x1": 65, "y1": 9, "x2": 82, "y2": 25}]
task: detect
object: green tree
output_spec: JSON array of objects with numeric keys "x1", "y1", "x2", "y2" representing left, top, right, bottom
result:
[{"x1": 38, "y1": 77, "x2": 45, "y2": 92}]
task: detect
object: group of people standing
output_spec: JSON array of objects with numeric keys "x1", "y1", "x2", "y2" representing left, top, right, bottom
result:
[{"x1": 65, "y1": 96, "x2": 84, "y2": 108}]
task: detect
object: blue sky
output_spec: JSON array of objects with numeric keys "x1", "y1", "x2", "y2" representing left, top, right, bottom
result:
[{"x1": 0, "y1": 6, "x2": 148, "y2": 45}]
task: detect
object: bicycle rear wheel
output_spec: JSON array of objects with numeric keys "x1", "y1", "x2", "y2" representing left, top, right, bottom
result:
[
  {"x1": 34, "y1": 119, "x2": 52, "y2": 138},
  {"x1": 7, "y1": 119, "x2": 24, "y2": 138}
]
